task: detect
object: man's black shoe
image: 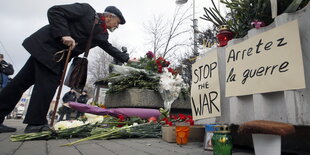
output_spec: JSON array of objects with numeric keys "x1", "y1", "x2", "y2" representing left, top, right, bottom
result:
[
  {"x1": 0, "y1": 124, "x2": 17, "y2": 133},
  {"x1": 24, "y1": 124, "x2": 52, "y2": 133}
]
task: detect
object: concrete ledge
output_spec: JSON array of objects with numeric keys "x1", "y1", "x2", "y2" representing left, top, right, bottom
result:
[{"x1": 104, "y1": 88, "x2": 191, "y2": 109}]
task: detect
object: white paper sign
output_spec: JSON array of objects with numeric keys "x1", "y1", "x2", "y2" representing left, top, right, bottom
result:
[
  {"x1": 191, "y1": 50, "x2": 221, "y2": 120},
  {"x1": 226, "y1": 20, "x2": 305, "y2": 97}
]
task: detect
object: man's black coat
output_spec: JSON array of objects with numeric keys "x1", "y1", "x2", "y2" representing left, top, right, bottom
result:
[{"x1": 22, "y1": 3, "x2": 129, "y2": 74}]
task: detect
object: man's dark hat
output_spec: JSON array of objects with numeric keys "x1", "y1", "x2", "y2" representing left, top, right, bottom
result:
[{"x1": 105, "y1": 6, "x2": 126, "y2": 24}]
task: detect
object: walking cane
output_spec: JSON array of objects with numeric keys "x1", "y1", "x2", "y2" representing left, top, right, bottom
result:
[{"x1": 50, "y1": 48, "x2": 72, "y2": 126}]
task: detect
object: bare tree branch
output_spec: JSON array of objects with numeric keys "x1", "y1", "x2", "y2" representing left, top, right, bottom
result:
[{"x1": 144, "y1": 4, "x2": 192, "y2": 61}]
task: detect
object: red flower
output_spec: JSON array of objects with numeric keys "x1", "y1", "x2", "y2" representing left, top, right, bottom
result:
[
  {"x1": 157, "y1": 65, "x2": 163, "y2": 73},
  {"x1": 170, "y1": 114, "x2": 178, "y2": 120},
  {"x1": 161, "y1": 117, "x2": 173, "y2": 126},
  {"x1": 158, "y1": 57, "x2": 165, "y2": 62},
  {"x1": 185, "y1": 119, "x2": 194, "y2": 125},
  {"x1": 187, "y1": 115, "x2": 193, "y2": 120},
  {"x1": 146, "y1": 51, "x2": 155, "y2": 59},
  {"x1": 168, "y1": 67, "x2": 173, "y2": 72},
  {"x1": 167, "y1": 121, "x2": 173, "y2": 126},
  {"x1": 164, "y1": 61, "x2": 170, "y2": 67},
  {"x1": 178, "y1": 114, "x2": 187, "y2": 120},
  {"x1": 118, "y1": 114, "x2": 125, "y2": 122},
  {"x1": 161, "y1": 117, "x2": 168, "y2": 121},
  {"x1": 117, "y1": 114, "x2": 125, "y2": 127},
  {"x1": 168, "y1": 67, "x2": 177, "y2": 75},
  {"x1": 155, "y1": 59, "x2": 161, "y2": 65}
]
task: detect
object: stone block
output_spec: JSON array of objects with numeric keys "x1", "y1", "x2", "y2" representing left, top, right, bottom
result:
[{"x1": 104, "y1": 88, "x2": 190, "y2": 109}]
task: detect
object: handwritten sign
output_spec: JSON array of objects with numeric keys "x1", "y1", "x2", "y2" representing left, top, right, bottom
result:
[
  {"x1": 226, "y1": 20, "x2": 305, "y2": 97},
  {"x1": 191, "y1": 50, "x2": 221, "y2": 120}
]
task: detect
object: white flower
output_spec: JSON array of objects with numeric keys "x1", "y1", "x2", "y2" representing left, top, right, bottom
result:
[
  {"x1": 85, "y1": 113, "x2": 104, "y2": 124},
  {"x1": 70, "y1": 120, "x2": 85, "y2": 128},
  {"x1": 54, "y1": 121, "x2": 71, "y2": 130},
  {"x1": 53, "y1": 120, "x2": 86, "y2": 130}
]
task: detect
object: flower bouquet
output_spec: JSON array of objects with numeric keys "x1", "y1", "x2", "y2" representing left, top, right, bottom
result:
[
  {"x1": 10, "y1": 114, "x2": 161, "y2": 144},
  {"x1": 101, "y1": 51, "x2": 187, "y2": 113},
  {"x1": 158, "y1": 68, "x2": 184, "y2": 112},
  {"x1": 160, "y1": 111, "x2": 194, "y2": 126}
]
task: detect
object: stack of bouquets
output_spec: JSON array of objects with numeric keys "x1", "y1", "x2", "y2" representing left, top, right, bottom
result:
[{"x1": 108, "y1": 51, "x2": 188, "y2": 112}]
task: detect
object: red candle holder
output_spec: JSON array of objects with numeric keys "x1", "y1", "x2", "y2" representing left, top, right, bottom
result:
[{"x1": 216, "y1": 25, "x2": 234, "y2": 47}]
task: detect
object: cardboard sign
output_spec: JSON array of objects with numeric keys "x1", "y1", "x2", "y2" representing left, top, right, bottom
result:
[
  {"x1": 226, "y1": 20, "x2": 305, "y2": 97},
  {"x1": 191, "y1": 50, "x2": 221, "y2": 120}
]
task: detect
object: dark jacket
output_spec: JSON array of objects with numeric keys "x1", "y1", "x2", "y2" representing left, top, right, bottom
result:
[
  {"x1": 0, "y1": 60, "x2": 14, "y2": 75},
  {"x1": 62, "y1": 91, "x2": 77, "y2": 103},
  {"x1": 77, "y1": 94, "x2": 88, "y2": 104},
  {"x1": 22, "y1": 3, "x2": 129, "y2": 74},
  {"x1": 0, "y1": 60, "x2": 14, "y2": 88}
]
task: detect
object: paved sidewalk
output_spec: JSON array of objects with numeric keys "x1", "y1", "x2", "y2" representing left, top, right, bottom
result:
[{"x1": 0, "y1": 119, "x2": 254, "y2": 155}]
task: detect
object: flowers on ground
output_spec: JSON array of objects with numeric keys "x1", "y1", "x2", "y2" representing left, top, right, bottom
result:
[
  {"x1": 84, "y1": 113, "x2": 104, "y2": 124},
  {"x1": 54, "y1": 120, "x2": 85, "y2": 130},
  {"x1": 62, "y1": 122, "x2": 161, "y2": 146},
  {"x1": 10, "y1": 115, "x2": 161, "y2": 145},
  {"x1": 160, "y1": 112, "x2": 194, "y2": 126}
]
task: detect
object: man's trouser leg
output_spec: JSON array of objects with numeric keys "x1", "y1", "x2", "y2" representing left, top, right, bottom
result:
[{"x1": 23, "y1": 58, "x2": 61, "y2": 125}]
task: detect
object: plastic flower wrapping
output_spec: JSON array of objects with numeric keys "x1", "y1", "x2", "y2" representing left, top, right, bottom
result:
[{"x1": 159, "y1": 68, "x2": 185, "y2": 112}]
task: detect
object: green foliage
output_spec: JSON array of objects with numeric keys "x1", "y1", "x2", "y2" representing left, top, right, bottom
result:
[
  {"x1": 100, "y1": 71, "x2": 160, "y2": 94},
  {"x1": 201, "y1": 0, "x2": 228, "y2": 28},
  {"x1": 201, "y1": 0, "x2": 309, "y2": 38},
  {"x1": 221, "y1": 0, "x2": 273, "y2": 38},
  {"x1": 127, "y1": 57, "x2": 158, "y2": 72},
  {"x1": 198, "y1": 26, "x2": 218, "y2": 47}
]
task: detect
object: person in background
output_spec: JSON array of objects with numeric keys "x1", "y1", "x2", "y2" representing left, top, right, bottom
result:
[
  {"x1": 0, "y1": 54, "x2": 14, "y2": 125},
  {"x1": 58, "y1": 89, "x2": 76, "y2": 121},
  {"x1": 0, "y1": 54, "x2": 14, "y2": 92},
  {"x1": 75, "y1": 90, "x2": 89, "y2": 119},
  {"x1": 0, "y1": 3, "x2": 138, "y2": 133}
]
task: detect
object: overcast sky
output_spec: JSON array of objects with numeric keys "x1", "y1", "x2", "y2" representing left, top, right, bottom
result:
[
  {"x1": 0, "y1": 0, "x2": 221, "y2": 97},
  {"x1": 0, "y1": 0, "x2": 222, "y2": 73}
]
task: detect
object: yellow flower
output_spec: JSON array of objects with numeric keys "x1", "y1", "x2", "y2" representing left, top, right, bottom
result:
[{"x1": 219, "y1": 137, "x2": 227, "y2": 143}]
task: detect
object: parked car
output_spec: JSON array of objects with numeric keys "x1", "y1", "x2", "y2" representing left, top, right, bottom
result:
[{"x1": 15, "y1": 106, "x2": 25, "y2": 119}]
